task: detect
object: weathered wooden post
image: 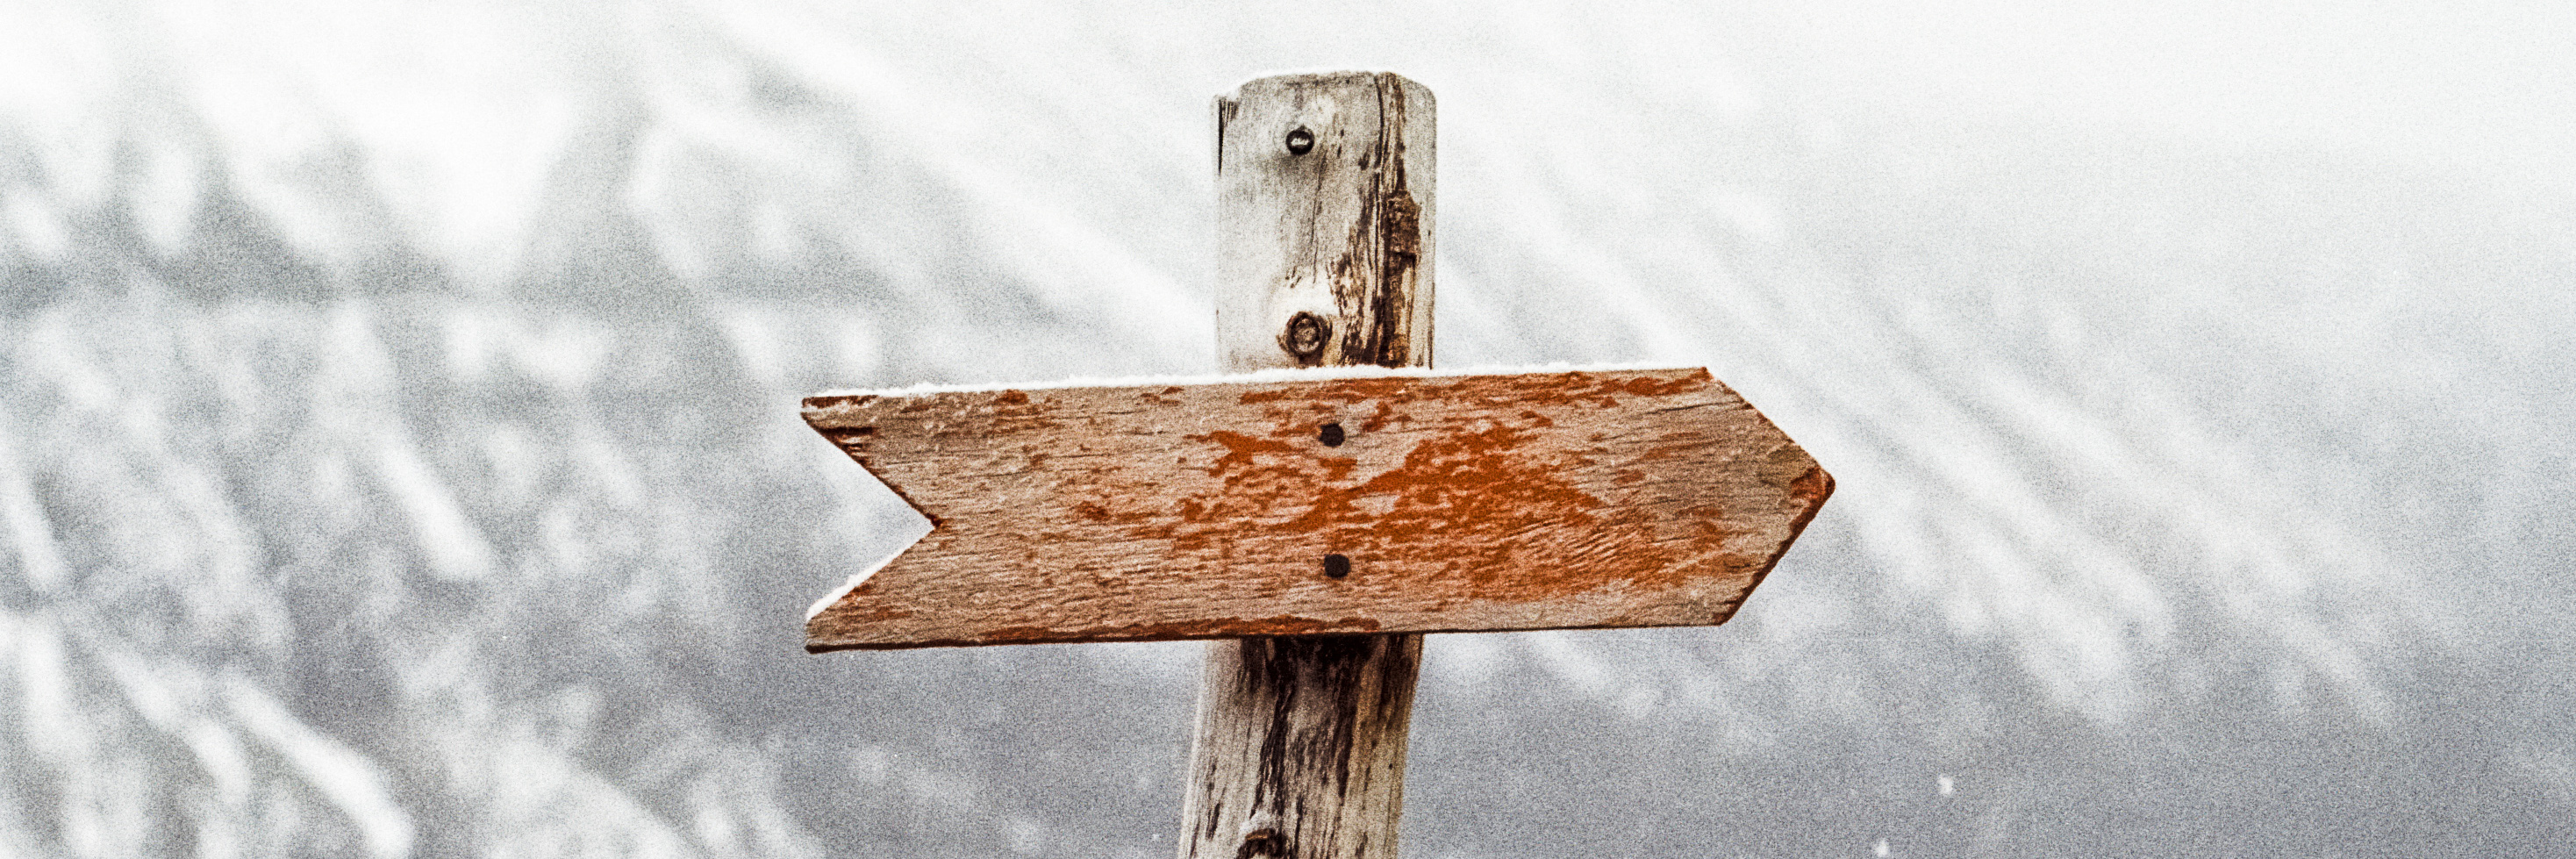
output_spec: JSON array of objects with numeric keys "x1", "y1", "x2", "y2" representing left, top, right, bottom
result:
[
  {"x1": 797, "y1": 69, "x2": 1832, "y2": 859},
  {"x1": 1182, "y1": 71, "x2": 1436, "y2": 859}
]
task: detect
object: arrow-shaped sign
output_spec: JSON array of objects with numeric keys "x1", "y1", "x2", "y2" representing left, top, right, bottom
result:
[{"x1": 802, "y1": 367, "x2": 1831, "y2": 651}]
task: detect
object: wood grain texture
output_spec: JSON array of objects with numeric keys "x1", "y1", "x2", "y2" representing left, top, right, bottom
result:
[
  {"x1": 800, "y1": 368, "x2": 1833, "y2": 649},
  {"x1": 1215, "y1": 71, "x2": 1434, "y2": 373},
  {"x1": 1184, "y1": 634, "x2": 1421, "y2": 859}
]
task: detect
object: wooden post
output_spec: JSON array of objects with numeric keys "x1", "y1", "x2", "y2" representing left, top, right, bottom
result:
[{"x1": 1180, "y1": 72, "x2": 1435, "y2": 859}]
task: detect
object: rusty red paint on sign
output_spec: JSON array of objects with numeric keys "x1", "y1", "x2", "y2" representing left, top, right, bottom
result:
[{"x1": 801, "y1": 368, "x2": 1830, "y2": 651}]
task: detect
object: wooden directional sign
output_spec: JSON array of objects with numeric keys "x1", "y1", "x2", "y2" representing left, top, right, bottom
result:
[{"x1": 802, "y1": 366, "x2": 1831, "y2": 652}]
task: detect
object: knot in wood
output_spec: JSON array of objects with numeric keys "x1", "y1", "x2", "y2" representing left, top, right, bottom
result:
[{"x1": 1280, "y1": 312, "x2": 1330, "y2": 364}]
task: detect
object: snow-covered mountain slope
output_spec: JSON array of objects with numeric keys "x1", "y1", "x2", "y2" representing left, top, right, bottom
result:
[{"x1": 4, "y1": 2, "x2": 2572, "y2": 855}]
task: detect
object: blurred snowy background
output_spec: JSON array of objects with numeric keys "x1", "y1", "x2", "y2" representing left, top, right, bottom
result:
[{"x1": 4, "y1": 0, "x2": 2574, "y2": 855}]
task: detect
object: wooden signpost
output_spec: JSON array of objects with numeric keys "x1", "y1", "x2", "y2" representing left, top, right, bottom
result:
[{"x1": 801, "y1": 72, "x2": 1832, "y2": 859}]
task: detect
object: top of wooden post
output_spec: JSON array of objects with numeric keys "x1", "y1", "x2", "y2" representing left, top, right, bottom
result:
[{"x1": 1215, "y1": 72, "x2": 1435, "y2": 373}]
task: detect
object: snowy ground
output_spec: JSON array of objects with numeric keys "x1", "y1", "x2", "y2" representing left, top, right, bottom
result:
[{"x1": 4, "y1": 2, "x2": 2573, "y2": 856}]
